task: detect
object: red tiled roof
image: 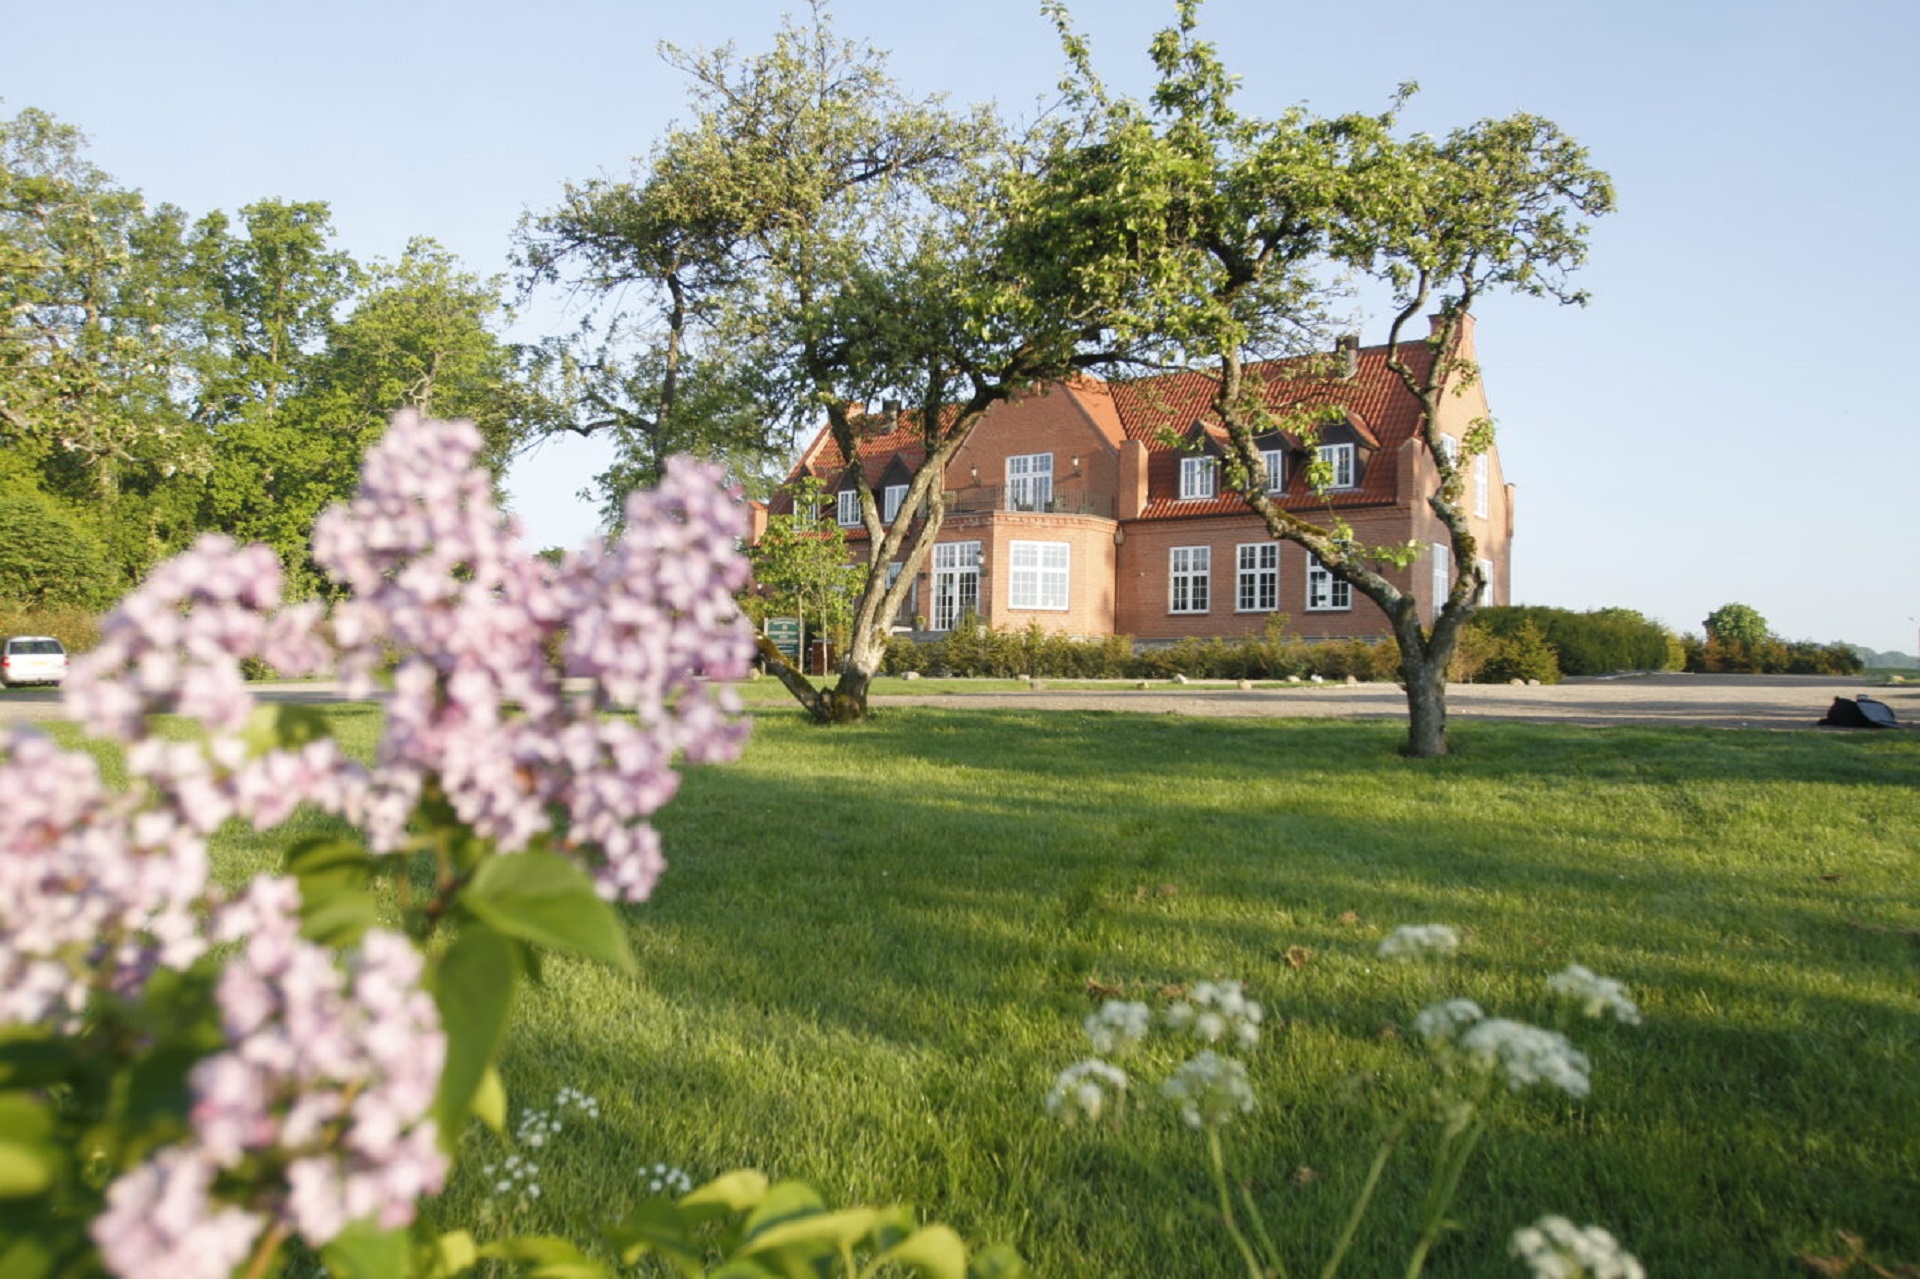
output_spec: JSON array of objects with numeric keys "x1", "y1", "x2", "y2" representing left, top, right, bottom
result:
[{"x1": 781, "y1": 338, "x2": 1437, "y2": 520}]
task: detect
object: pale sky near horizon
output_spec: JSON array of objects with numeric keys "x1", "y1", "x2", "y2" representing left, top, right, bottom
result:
[{"x1": 7, "y1": 0, "x2": 1917, "y2": 655}]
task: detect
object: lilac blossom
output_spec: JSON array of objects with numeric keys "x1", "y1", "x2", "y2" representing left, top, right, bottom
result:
[
  {"x1": 90, "y1": 1145, "x2": 265, "y2": 1279},
  {"x1": 181, "y1": 876, "x2": 447, "y2": 1244},
  {"x1": 312, "y1": 412, "x2": 753, "y2": 900}
]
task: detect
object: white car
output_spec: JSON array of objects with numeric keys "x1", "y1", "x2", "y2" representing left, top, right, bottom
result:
[{"x1": 0, "y1": 636, "x2": 68, "y2": 687}]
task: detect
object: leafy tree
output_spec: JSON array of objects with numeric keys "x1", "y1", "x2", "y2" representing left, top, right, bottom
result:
[
  {"x1": 0, "y1": 106, "x2": 200, "y2": 503},
  {"x1": 1703, "y1": 602, "x2": 1769, "y2": 650},
  {"x1": 0, "y1": 491, "x2": 118, "y2": 608},
  {"x1": 528, "y1": 7, "x2": 1121, "y2": 722},
  {"x1": 745, "y1": 481, "x2": 866, "y2": 651},
  {"x1": 1030, "y1": 1, "x2": 1613, "y2": 755}
]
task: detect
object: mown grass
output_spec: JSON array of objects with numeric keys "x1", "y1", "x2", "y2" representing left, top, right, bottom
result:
[{"x1": 181, "y1": 706, "x2": 1920, "y2": 1275}]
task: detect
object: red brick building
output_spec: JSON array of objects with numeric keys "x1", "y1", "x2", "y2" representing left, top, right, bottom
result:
[{"x1": 762, "y1": 320, "x2": 1512, "y2": 643}]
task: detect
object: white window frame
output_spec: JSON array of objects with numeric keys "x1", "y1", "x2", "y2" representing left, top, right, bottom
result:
[
  {"x1": 1474, "y1": 455, "x2": 1490, "y2": 519},
  {"x1": 883, "y1": 483, "x2": 908, "y2": 522},
  {"x1": 1431, "y1": 541, "x2": 1450, "y2": 613},
  {"x1": 1236, "y1": 543, "x2": 1278, "y2": 613},
  {"x1": 931, "y1": 541, "x2": 980, "y2": 631},
  {"x1": 1006, "y1": 453, "x2": 1053, "y2": 512},
  {"x1": 1009, "y1": 540, "x2": 1070, "y2": 611},
  {"x1": 836, "y1": 488, "x2": 861, "y2": 527},
  {"x1": 1169, "y1": 546, "x2": 1211, "y2": 614},
  {"x1": 1437, "y1": 435, "x2": 1459, "y2": 468},
  {"x1": 1316, "y1": 443, "x2": 1355, "y2": 491},
  {"x1": 1262, "y1": 448, "x2": 1286, "y2": 494},
  {"x1": 1178, "y1": 456, "x2": 1218, "y2": 500},
  {"x1": 1306, "y1": 554, "x2": 1351, "y2": 611},
  {"x1": 1476, "y1": 557, "x2": 1495, "y2": 606},
  {"x1": 793, "y1": 499, "x2": 819, "y2": 527}
]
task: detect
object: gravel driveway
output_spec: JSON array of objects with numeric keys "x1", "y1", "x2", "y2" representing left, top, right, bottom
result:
[
  {"x1": 3, "y1": 672, "x2": 1913, "y2": 732},
  {"x1": 871, "y1": 672, "x2": 1920, "y2": 732}
]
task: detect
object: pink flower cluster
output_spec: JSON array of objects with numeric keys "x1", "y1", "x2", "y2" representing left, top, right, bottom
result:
[
  {"x1": 93, "y1": 879, "x2": 447, "y2": 1273},
  {"x1": 312, "y1": 412, "x2": 753, "y2": 900},
  {"x1": 3, "y1": 410, "x2": 755, "y2": 1275}
]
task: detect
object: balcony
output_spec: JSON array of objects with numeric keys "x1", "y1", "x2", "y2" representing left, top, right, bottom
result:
[{"x1": 943, "y1": 485, "x2": 1114, "y2": 519}]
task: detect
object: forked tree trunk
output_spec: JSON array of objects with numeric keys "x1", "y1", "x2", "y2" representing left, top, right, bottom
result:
[{"x1": 1399, "y1": 645, "x2": 1450, "y2": 758}]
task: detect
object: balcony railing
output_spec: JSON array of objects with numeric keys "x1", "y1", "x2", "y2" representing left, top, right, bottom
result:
[{"x1": 942, "y1": 485, "x2": 1114, "y2": 519}]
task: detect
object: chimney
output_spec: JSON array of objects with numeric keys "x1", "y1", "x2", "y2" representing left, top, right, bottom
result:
[
  {"x1": 1117, "y1": 439, "x2": 1149, "y2": 520},
  {"x1": 881, "y1": 397, "x2": 902, "y2": 418},
  {"x1": 1334, "y1": 334, "x2": 1359, "y2": 379}
]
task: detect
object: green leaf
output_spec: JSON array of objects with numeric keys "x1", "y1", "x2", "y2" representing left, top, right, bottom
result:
[
  {"x1": 742, "y1": 1207, "x2": 881, "y2": 1257},
  {"x1": 433, "y1": 1230, "x2": 478, "y2": 1278},
  {"x1": 299, "y1": 889, "x2": 381, "y2": 948},
  {"x1": 965, "y1": 1244, "x2": 1028, "y2": 1279},
  {"x1": 606, "y1": 1201, "x2": 701, "y2": 1272},
  {"x1": 477, "y1": 1235, "x2": 610, "y2": 1278},
  {"x1": 682, "y1": 1169, "x2": 770, "y2": 1214},
  {"x1": 320, "y1": 1219, "x2": 409, "y2": 1279},
  {"x1": 879, "y1": 1226, "x2": 967, "y2": 1279},
  {"x1": 0, "y1": 1143, "x2": 52, "y2": 1198},
  {"x1": 471, "y1": 1065, "x2": 507, "y2": 1135},
  {"x1": 0, "y1": 1038, "x2": 81, "y2": 1090},
  {"x1": 739, "y1": 1180, "x2": 823, "y2": 1240},
  {"x1": 431, "y1": 926, "x2": 517, "y2": 1137},
  {"x1": 462, "y1": 852, "x2": 635, "y2": 974}
]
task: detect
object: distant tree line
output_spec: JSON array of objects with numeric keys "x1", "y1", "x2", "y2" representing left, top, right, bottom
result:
[{"x1": 0, "y1": 105, "x2": 552, "y2": 608}]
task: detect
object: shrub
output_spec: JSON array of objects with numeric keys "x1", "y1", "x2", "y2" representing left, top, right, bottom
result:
[{"x1": 1473, "y1": 606, "x2": 1677, "y2": 676}]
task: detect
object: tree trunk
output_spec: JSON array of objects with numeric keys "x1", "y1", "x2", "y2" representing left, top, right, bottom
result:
[{"x1": 1399, "y1": 644, "x2": 1450, "y2": 758}]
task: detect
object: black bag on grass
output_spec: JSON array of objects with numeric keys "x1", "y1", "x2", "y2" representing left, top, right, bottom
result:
[{"x1": 1819, "y1": 695, "x2": 1899, "y2": 728}]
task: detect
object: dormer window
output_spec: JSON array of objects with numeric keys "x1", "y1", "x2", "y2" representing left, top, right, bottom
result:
[
  {"x1": 1262, "y1": 448, "x2": 1286, "y2": 494},
  {"x1": 836, "y1": 489, "x2": 861, "y2": 526},
  {"x1": 883, "y1": 483, "x2": 908, "y2": 522},
  {"x1": 1316, "y1": 443, "x2": 1355, "y2": 491},
  {"x1": 1179, "y1": 456, "x2": 1218, "y2": 500}
]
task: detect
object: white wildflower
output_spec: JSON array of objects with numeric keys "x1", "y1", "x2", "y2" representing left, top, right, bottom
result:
[
  {"x1": 1546, "y1": 965, "x2": 1642, "y2": 1025},
  {"x1": 1083, "y1": 1000, "x2": 1151, "y2": 1055},
  {"x1": 1509, "y1": 1214, "x2": 1644, "y2": 1278},
  {"x1": 1458, "y1": 1019, "x2": 1592, "y2": 1097},
  {"x1": 641, "y1": 1162, "x2": 693, "y2": 1197},
  {"x1": 1046, "y1": 1059, "x2": 1130, "y2": 1124},
  {"x1": 1161, "y1": 1051, "x2": 1256, "y2": 1129},
  {"x1": 1413, "y1": 998, "x2": 1485, "y2": 1045},
  {"x1": 480, "y1": 1152, "x2": 542, "y2": 1207},
  {"x1": 1378, "y1": 923, "x2": 1461, "y2": 959},
  {"x1": 1164, "y1": 981, "x2": 1263, "y2": 1049}
]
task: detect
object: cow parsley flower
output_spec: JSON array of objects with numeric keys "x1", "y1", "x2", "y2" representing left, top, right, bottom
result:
[
  {"x1": 1084, "y1": 999, "x2": 1151, "y2": 1055},
  {"x1": 1413, "y1": 998, "x2": 1486, "y2": 1046},
  {"x1": 1546, "y1": 965, "x2": 1642, "y2": 1025},
  {"x1": 1509, "y1": 1214, "x2": 1644, "y2": 1278},
  {"x1": 1457, "y1": 1019, "x2": 1592, "y2": 1098},
  {"x1": 1163, "y1": 981, "x2": 1264, "y2": 1050},
  {"x1": 1378, "y1": 923, "x2": 1461, "y2": 959},
  {"x1": 1046, "y1": 1059, "x2": 1131, "y2": 1124},
  {"x1": 1161, "y1": 1051, "x2": 1256, "y2": 1129}
]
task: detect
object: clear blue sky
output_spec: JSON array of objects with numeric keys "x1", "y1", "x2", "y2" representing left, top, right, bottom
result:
[{"x1": 8, "y1": 0, "x2": 1917, "y2": 654}]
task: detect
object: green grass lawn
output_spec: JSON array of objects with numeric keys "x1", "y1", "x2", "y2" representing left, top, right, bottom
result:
[{"x1": 196, "y1": 705, "x2": 1918, "y2": 1276}]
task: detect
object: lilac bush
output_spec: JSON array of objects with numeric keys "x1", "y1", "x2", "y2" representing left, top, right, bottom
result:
[{"x1": 0, "y1": 412, "x2": 754, "y2": 1279}]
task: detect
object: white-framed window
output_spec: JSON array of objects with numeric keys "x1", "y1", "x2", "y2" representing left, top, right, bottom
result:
[
  {"x1": 1236, "y1": 543, "x2": 1278, "y2": 613},
  {"x1": 836, "y1": 488, "x2": 861, "y2": 526},
  {"x1": 931, "y1": 541, "x2": 980, "y2": 630},
  {"x1": 1179, "y1": 456, "x2": 1218, "y2": 500},
  {"x1": 793, "y1": 499, "x2": 819, "y2": 527},
  {"x1": 1474, "y1": 455, "x2": 1490, "y2": 519},
  {"x1": 1476, "y1": 557, "x2": 1495, "y2": 606},
  {"x1": 1262, "y1": 448, "x2": 1286, "y2": 494},
  {"x1": 1431, "y1": 542, "x2": 1450, "y2": 612},
  {"x1": 883, "y1": 483, "x2": 908, "y2": 522},
  {"x1": 1010, "y1": 540, "x2": 1070, "y2": 611},
  {"x1": 1306, "y1": 554, "x2": 1350, "y2": 611},
  {"x1": 886, "y1": 560, "x2": 918, "y2": 626},
  {"x1": 1437, "y1": 434, "x2": 1460, "y2": 468},
  {"x1": 1006, "y1": 453, "x2": 1053, "y2": 511},
  {"x1": 1169, "y1": 546, "x2": 1211, "y2": 613},
  {"x1": 1316, "y1": 443, "x2": 1355, "y2": 490}
]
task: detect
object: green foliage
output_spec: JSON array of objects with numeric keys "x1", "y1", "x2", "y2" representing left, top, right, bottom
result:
[
  {"x1": 881, "y1": 616, "x2": 1398, "y2": 681},
  {"x1": 0, "y1": 491, "x2": 118, "y2": 608},
  {"x1": 1449, "y1": 618, "x2": 1561, "y2": 684},
  {"x1": 1702, "y1": 602, "x2": 1769, "y2": 649},
  {"x1": 0, "y1": 601, "x2": 99, "y2": 654},
  {"x1": 1472, "y1": 605, "x2": 1677, "y2": 677},
  {"x1": 746, "y1": 484, "x2": 866, "y2": 648}
]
